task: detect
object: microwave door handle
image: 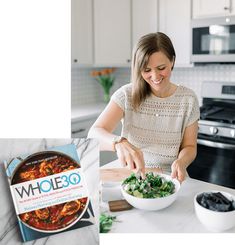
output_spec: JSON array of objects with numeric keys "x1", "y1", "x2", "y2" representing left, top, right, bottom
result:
[{"x1": 197, "y1": 139, "x2": 235, "y2": 150}]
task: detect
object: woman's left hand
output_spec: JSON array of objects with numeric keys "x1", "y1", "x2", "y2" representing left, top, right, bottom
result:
[{"x1": 171, "y1": 160, "x2": 187, "y2": 183}]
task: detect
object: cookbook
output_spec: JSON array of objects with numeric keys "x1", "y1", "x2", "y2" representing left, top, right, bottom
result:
[{"x1": 4, "y1": 143, "x2": 95, "y2": 242}]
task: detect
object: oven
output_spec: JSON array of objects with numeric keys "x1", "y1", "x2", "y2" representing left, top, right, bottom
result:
[{"x1": 187, "y1": 81, "x2": 235, "y2": 189}]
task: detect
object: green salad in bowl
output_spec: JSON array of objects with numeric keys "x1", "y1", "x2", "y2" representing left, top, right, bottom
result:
[
  {"x1": 122, "y1": 172, "x2": 175, "y2": 198},
  {"x1": 121, "y1": 172, "x2": 180, "y2": 211}
]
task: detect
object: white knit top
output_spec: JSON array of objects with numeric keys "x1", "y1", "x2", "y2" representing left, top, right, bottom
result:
[{"x1": 111, "y1": 83, "x2": 200, "y2": 171}]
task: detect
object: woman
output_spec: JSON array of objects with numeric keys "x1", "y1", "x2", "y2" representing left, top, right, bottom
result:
[{"x1": 88, "y1": 32, "x2": 199, "y2": 183}]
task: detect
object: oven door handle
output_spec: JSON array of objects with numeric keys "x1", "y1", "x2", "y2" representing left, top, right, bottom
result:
[{"x1": 197, "y1": 139, "x2": 235, "y2": 150}]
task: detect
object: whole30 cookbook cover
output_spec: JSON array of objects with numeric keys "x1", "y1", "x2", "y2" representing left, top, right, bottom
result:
[{"x1": 4, "y1": 143, "x2": 95, "y2": 242}]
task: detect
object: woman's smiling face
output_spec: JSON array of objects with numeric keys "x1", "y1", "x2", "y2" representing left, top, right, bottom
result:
[{"x1": 141, "y1": 51, "x2": 174, "y2": 97}]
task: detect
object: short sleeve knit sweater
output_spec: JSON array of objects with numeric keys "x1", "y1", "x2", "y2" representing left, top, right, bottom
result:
[{"x1": 111, "y1": 83, "x2": 200, "y2": 171}]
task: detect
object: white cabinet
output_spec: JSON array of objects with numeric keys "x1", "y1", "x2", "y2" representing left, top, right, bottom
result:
[
  {"x1": 132, "y1": 0, "x2": 158, "y2": 48},
  {"x1": 71, "y1": 118, "x2": 96, "y2": 138},
  {"x1": 72, "y1": 0, "x2": 159, "y2": 67},
  {"x1": 94, "y1": 0, "x2": 131, "y2": 66},
  {"x1": 71, "y1": 0, "x2": 93, "y2": 66},
  {"x1": 159, "y1": 0, "x2": 192, "y2": 67},
  {"x1": 192, "y1": 0, "x2": 235, "y2": 18}
]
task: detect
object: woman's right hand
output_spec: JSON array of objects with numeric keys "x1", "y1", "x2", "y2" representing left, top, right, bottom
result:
[{"x1": 115, "y1": 139, "x2": 145, "y2": 178}]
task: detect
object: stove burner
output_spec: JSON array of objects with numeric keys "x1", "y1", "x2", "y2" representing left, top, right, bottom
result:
[
  {"x1": 200, "y1": 106, "x2": 235, "y2": 124},
  {"x1": 200, "y1": 106, "x2": 224, "y2": 118}
]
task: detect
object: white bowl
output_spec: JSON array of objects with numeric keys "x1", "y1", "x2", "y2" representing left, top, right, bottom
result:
[
  {"x1": 194, "y1": 191, "x2": 235, "y2": 232},
  {"x1": 121, "y1": 173, "x2": 180, "y2": 211}
]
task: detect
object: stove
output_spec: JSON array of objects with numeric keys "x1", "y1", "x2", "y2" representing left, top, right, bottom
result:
[{"x1": 187, "y1": 81, "x2": 235, "y2": 189}]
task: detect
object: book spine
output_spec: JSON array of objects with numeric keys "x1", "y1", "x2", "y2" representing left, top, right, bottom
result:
[
  {"x1": 17, "y1": 219, "x2": 27, "y2": 242},
  {"x1": 4, "y1": 160, "x2": 27, "y2": 242}
]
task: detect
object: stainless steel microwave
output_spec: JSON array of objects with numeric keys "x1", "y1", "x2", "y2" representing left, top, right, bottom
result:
[{"x1": 191, "y1": 16, "x2": 235, "y2": 63}]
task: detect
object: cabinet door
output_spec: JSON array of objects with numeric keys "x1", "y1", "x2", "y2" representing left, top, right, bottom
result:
[
  {"x1": 159, "y1": 0, "x2": 191, "y2": 67},
  {"x1": 192, "y1": 0, "x2": 234, "y2": 18},
  {"x1": 71, "y1": 0, "x2": 93, "y2": 66},
  {"x1": 94, "y1": 0, "x2": 131, "y2": 66},
  {"x1": 132, "y1": 0, "x2": 158, "y2": 48},
  {"x1": 71, "y1": 118, "x2": 96, "y2": 138},
  {"x1": 232, "y1": 0, "x2": 235, "y2": 15}
]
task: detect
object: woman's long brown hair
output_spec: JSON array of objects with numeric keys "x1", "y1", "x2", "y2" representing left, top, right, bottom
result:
[{"x1": 131, "y1": 32, "x2": 176, "y2": 110}]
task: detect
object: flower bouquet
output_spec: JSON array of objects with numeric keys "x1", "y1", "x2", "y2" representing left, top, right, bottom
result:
[{"x1": 91, "y1": 68, "x2": 116, "y2": 103}]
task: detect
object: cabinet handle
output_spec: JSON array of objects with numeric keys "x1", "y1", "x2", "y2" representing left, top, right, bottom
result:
[
  {"x1": 72, "y1": 128, "x2": 86, "y2": 134},
  {"x1": 224, "y1": 2, "x2": 231, "y2": 11},
  {"x1": 74, "y1": 59, "x2": 78, "y2": 63},
  {"x1": 126, "y1": 59, "x2": 131, "y2": 63}
]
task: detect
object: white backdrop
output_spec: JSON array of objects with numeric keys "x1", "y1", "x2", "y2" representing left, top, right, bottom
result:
[{"x1": 0, "y1": 0, "x2": 70, "y2": 138}]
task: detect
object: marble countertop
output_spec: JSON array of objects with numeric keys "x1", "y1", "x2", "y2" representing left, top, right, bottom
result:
[
  {"x1": 101, "y1": 160, "x2": 235, "y2": 233},
  {"x1": 71, "y1": 103, "x2": 106, "y2": 123},
  {"x1": 0, "y1": 139, "x2": 99, "y2": 245}
]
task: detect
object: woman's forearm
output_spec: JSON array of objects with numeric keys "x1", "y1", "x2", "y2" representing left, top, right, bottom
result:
[
  {"x1": 87, "y1": 101, "x2": 124, "y2": 151},
  {"x1": 88, "y1": 126, "x2": 117, "y2": 151},
  {"x1": 177, "y1": 145, "x2": 197, "y2": 169}
]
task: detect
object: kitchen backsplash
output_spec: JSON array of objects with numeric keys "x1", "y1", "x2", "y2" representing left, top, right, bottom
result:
[{"x1": 72, "y1": 65, "x2": 235, "y2": 107}]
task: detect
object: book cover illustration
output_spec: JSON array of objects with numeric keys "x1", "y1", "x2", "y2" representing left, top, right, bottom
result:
[{"x1": 4, "y1": 143, "x2": 95, "y2": 242}]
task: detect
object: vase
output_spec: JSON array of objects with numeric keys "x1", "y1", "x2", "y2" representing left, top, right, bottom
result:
[{"x1": 103, "y1": 91, "x2": 110, "y2": 103}]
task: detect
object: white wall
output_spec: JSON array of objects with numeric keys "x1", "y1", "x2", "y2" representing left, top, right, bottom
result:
[{"x1": 72, "y1": 65, "x2": 235, "y2": 107}]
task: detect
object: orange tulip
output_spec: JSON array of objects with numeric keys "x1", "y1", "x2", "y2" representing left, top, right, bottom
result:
[
  {"x1": 90, "y1": 70, "x2": 97, "y2": 77},
  {"x1": 91, "y1": 70, "x2": 102, "y2": 77},
  {"x1": 100, "y1": 69, "x2": 109, "y2": 75}
]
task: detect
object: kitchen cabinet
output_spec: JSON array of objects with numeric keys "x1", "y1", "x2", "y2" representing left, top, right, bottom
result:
[
  {"x1": 71, "y1": 117, "x2": 96, "y2": 138},
  {"x1": 94, "y1": 0, "x2": 131, "y2": 66},
  {"x1": 132, "y1": 0, "x2": 158, "y2": 48},
  {"x1": 71, "y1": 103, "x2": 106, "y2": 138},
  {"x1": 71, "y1": 0, "x2": 93, "y2": 66},
  {"x1": 94, "y1": 0, "x2": 158, "y2": 67},
  {"x1": 73, "y1": 0, "x2": 158, "y2": 67},
  {"x1": 192, "y1": 0, "x2": 235, "y2": 18},
  {"x1": 159, "y1": 0, "x2": 192, "y2": 67}
]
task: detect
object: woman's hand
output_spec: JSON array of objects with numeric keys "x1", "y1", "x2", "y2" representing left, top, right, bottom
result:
[
  {"x1": 171, "y1": 160, "x2": 187, "y2": 183},
  {"x1": 115, "y1": 139, "x2": 145, "y2": 178}
]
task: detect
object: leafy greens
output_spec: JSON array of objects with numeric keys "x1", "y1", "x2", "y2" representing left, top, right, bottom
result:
[
  {"x1": 100, "y1": 213, "x2": 116, "y2": 233},
  {"x1": 122, "y1": 172, "x2": 175, "y2": 198}
]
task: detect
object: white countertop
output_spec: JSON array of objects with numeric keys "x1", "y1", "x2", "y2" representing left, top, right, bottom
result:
[
  {"x1": 101, "y1": 160, "x2": 235, "y2": 233},
  {"x1": 71, "y1": 103, "x2": 106, "y2": 123}
]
